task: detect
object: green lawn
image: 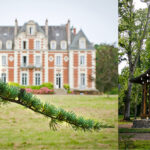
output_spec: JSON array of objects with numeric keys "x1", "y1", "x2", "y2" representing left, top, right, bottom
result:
[{"x1": 0, "y1": 95, "x2": 118, "y2": 150}]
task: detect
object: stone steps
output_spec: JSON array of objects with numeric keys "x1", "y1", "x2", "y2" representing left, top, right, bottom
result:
[{"x1": 54, "y1": 89, "x2": 67, "y2": 95}]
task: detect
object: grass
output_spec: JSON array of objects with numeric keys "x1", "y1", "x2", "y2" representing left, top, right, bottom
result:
[
  {"x1": 0, "y1": 95, "x2": 118, "y2": 150},
  {"x1": 119, "y1": 140, "x2": 150, "y2": 150},
  {"x1": 119, "y1": 128, "x2": 150, "y2": 133}
]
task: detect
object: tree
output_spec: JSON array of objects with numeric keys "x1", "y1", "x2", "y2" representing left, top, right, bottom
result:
[
  {"x1": 119, "y1": 0, "x2": 150, "y2": 120},
  {"x1": 0, "y1": 81, "x2": 101, "y2": 131},
  {"x1": 95, "y1": 44, "x2": 118, "y2": 93}
]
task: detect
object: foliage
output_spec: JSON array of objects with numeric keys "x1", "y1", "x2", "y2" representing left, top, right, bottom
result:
[
  {"x1": 0, "y1": 80, "x2": 101, "y2": 131},
  {"x1": 119, "y1": 0, "x2": 150, "y2": 120},
  {"x1": 63, "y1": 84, "x2": 71, "y2": 93},
  {"x1": 95, "y1": 43, "x2": 118, "y2": 93},
  {"x1": 119, "y1": 135, "x2": 135, "y2": 150},
  {"x1": 119, "y1": 67, "x2": 142, "y2": 116},
  {"x1": 0, "y1": 95, "x2": 118, "y2": 149},
  {"x1": 8, "y1": 82, "x2": 54, "y2": 90}
]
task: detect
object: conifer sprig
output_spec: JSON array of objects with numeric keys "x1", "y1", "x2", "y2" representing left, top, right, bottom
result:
[{"x1": 0, "y1": 80, "x2": 102, "y2": 131}]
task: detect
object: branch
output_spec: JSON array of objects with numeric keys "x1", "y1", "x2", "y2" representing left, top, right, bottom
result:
[{"x1": 0, "y1": 81, "x2": 105, "y2": 131}]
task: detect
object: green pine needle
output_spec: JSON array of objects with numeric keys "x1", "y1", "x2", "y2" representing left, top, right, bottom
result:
[{"x1": 0, "y1": 80, "x2": 108, "y2": 131}]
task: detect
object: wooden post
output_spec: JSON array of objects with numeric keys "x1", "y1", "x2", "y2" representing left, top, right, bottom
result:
[
  {"x1": 148, "y1": 85, "x2": 150, "y2": 118},
  {"x1": 141, "y1": 83, "x2": 147, "y2": 119}
]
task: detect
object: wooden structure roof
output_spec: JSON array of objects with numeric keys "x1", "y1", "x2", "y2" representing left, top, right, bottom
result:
[{"x1": 130, "y1": 68, "x2": 150, "y2": 84}]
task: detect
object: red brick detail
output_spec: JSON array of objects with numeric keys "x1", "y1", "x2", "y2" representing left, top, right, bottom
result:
[
  {"x1": 87, "y1": 53, "x2": 92, "y2": 67},
  {"x1": 29, "y1": 39, "x2": 34, "y2": 50},
  {"x1": 88, "y1": 69, "x2": 92, "y2": 88},
  {"x1": 29, "y1": 54, "x2": 33, "y2": 64},
  {"x1": 63, "y1": 69, "x2": 68, "y2": 84},
  {"x1": 48, "y1": 69, "x2": 54, "y2": 83},
  {"x1": 74, "y1": 52, "x2": 78, "y2": 67},
  {"x1": 8, "y1": 54, "x2": 14, "y2": 67},
  {"x1": 29, "y1": 70, "x2": 33, "y2": 85},
  {"x1": 8, "y1": 69, "x2": 14, "y2": 82},
  {"x1": 63, "y1": 54, "x2": 69, "y2": 67},
  {"x1": 48, "y1": 54, "x2": 54, "y2": 67},
  {"x1": 74, "y1": 69, "x2": 78, "y2": 88}
]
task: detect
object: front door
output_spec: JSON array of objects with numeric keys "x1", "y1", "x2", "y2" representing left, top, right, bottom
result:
[
  {"x1": 56, "y1": 73, "x2": 61, "y2": 88},
  {"x1": 80, "y1": 73, "x2": 85, "y2": 89}
]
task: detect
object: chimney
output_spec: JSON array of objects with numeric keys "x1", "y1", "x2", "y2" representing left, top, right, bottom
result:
[
  {"x1": 73, "y1": 28, "x2": 76, "y2": 35},
  {"x1": 66, "y1": 19, "x2": 71, "y2": 46},
  {"x1": 14, "y1": 19, "x2": 18, "y2": 36},
  {"x1": 45, "y1": 19, "x2": 48, "y2": 36}
]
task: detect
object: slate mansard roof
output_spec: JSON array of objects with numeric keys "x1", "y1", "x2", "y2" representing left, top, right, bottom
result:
[{"x1": 0, "y1": 20, "x2": 94, "y2": 50}]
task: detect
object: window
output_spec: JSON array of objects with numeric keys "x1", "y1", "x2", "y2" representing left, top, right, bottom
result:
[
  {"x1": 35, "y1": 73, "x2": 41, "y2": 85},
  {"x1": 61, "y1": 41, "x2": 67, "y2": 50},
  {"x1": 80, "y1": 73, "x2": 85, "y2": 88},
  {"x1": 35, "y1": 56, "x2": 41, "y2": 67},
  {"x1": 56, "y1": 56, "x2": 61, "y2": 66},
  {"x1": 2, "y1": 56, "x2": 6, "y2": 66},
  {"x1": 1, "y1": 73, "x2": 6, "y2": 83},
  {"x1": 79, "y1": 38, "x2": 86, "y2": 49},
  {"x1": 0, "y1": 41, "x2": 2, "y2": 49},
  {"x1": 29, "y1": 27, "x2": 33, "y2": 35},
  {"x1": 51, "y1": 41, "x2": 56, "y2": 49},
  {"x1": 23, "y1": 41, "x2": 27, "y2": 49},
  {"x1": 22, "y1": 73, "x2": 27, "y2": 85},
  {"x1": 35, "y1": 41, "x2": 40, "y2": 49},
  {"x1": 22, "y1": 56, "x2": 27, "y2": 66},
  {"x1": 80, "y1": 55, "x2": 85, "y2": 66},
  {"x1": 6, "y1": 40, "x2": 12, "y2": 49}
]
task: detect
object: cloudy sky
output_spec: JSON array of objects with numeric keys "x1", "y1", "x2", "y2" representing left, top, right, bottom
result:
[{"x1": 0, "y1": 0, "x2": 118, "y2": 45}]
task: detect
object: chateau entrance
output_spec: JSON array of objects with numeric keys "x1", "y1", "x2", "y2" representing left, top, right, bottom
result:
[
  {"x1": 80, "y1": 73, "x2": 85, "y2": 89},
  {"x1": 56, "y1": 73, "x2": 61, "y2": 88}
]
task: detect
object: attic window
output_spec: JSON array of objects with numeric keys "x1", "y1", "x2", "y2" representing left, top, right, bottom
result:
[
  {"x1": 79, "y1": 38, "x2": 86, "y2": 49},
  {"x1": 29, "y1": 27, "x2": 33, "y2": 35},
  {"x1": 61, "y1": 41, "x2": 67, "y2": 50},
  {"x1": 6, "y1": 40, "x2": 12, "y2": 49},
  {"x1": 50, "y1": 41, "x2": 56, "y2": 50}
]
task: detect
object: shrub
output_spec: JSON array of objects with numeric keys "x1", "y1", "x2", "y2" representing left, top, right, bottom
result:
[
  {"x1": 8, "y1": 82, "x2": 20, "y2": 87},
  {"x1": 25, "y1": 87, "x2": 54, "y2": 94},
  {"x1": 41, "y1": 83, "x2": 53, "y2": 89},
  {"x1": 64, "y1": 84, "x2": 70, "y2": 93},
  {"x1": 7, "y1": 82, "x2": 54, "y2": 90}
]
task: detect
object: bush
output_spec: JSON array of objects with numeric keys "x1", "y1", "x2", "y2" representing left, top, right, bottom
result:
[
  {"x1": 64, "y1": 84, "x2": 70, "y2": 93},
  {"x1": 26, "y1": 87, "x2": 54, "y2": 94},
  {"x1": 7, "y1": 82, "x2": 54, "y2": 90},
  {"x1": 8, "y1": 82, "x2": 20, "y2": 87},
  {"x1": 41, "y1": 83, "x2": 53, "y2": 89}
]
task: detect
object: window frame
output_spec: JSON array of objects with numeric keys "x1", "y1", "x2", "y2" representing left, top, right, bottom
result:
[
  {"x1": 21, "y1": 73, "x2": 28, "y2": 86},
  {"x1": 79, "y1": 38, "x2": 86, "y2": 49},
  {"x1": 1, "y1": 73, "x2": 6, "y2": 83},
  {"x1": 50, "y1": 41, "x2": 57, "y2": 50},
  {"x1": 2, "y1": 55, "x2": 7, "y2": 66}
]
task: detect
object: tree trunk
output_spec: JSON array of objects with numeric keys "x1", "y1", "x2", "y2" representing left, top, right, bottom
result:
[{"x1": 124, "y1": 81, "x2": 132, "y2": 121}]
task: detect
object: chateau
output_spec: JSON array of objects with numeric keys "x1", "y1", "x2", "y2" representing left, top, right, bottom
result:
[{"x1": 0, "y1": 20, "x2": 96, "y2": 90}]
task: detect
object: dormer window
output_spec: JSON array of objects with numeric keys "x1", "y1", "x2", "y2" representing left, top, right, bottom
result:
[
  {"x1": 30, "y1": 27, "x2": 33, "y2": 35},
  {"x1": 50, "y1": 41, "x2": 56, "y2": 50},
  {"x1": 79, "y1": 38, "x2": 86, "y2": 49},
  {"x1": 6, "y1": 40, "x2": 12, "y2": 49},
  {"x1": 61, "y1": 41, "x2": 67, "y2": 50},
  {"x1": 0, "y1": 41, "x2": 2, "y2": 49},
  {"x1": 27, "y1": 25, "x2": 35, "y2": 35}
]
